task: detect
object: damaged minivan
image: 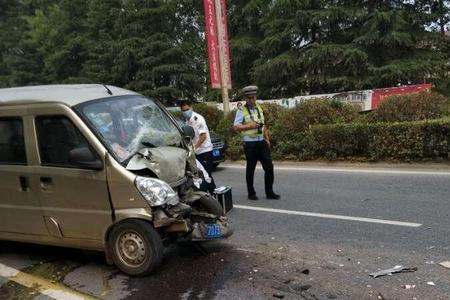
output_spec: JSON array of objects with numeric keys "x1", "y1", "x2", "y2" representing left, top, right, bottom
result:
[{"x1": 0, "y1": 84, "x2": 232, "y2": 276}]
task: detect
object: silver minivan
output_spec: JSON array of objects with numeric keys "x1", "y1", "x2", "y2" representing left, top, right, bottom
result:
[{"x1": 0, "y1": 84, "x2": 232, "y2": 276}]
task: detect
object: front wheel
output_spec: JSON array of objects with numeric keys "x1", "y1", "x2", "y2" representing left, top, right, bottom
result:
[{"x1": 109, "y1": 219, "x2": 163, "y2": 276}]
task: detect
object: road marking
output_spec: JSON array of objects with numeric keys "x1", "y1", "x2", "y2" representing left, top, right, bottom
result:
[
  {"x1": 223, "y1": 165, "x2": 450, "y2": 176},
  {"x1": 234, "y1": 205, "x2": 422, "y2": 227},
  {"x1": 0, "y1": 262, "x2": 97, "y2": 300}
]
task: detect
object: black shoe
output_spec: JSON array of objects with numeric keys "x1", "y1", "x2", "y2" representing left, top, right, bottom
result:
[
  {"x1": 248, "y1": 194, "x2": 259, "y2": 201},
  {"x1": 266, "y1": 193, "x2": 280, "y2": 200}
]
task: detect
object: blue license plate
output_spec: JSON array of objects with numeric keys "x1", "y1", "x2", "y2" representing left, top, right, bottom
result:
[
  {"x1": 205, "y1": 224, "x2": 221, "y2": 239},
  {"x1": 213, "y1": 149, "x2": 220, "y2": 157}
]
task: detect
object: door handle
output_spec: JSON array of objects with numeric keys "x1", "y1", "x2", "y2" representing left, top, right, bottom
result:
[
  {"x1": 19, "y1": 176, "x2": 29, "y2": 192},
  {"x1": 40, "y1": 176, "x2": 53, "y2": 191}
]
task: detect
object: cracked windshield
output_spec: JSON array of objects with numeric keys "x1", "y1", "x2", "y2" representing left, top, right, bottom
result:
[{"x1": 80, "y1": 96, "x2": 182, "y2": 162}]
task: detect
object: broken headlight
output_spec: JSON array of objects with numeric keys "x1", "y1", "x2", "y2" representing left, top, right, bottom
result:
[{"x1": 135, "y1": 177, "x2": 179, "y2": 207}]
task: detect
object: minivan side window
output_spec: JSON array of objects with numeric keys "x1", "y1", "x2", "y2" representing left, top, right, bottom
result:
[
  {"x1": 36, "y1": 116, "x2": 97, "y2": 168},
  {"x1": 0, "y1": 118, "x2": 27, "y2": 165}
]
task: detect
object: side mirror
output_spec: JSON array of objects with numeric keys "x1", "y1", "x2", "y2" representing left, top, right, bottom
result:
[
  {"x1": 182, "y1": 125, "x2": 195, "y2": 140},
  {"x1": 69, "y1": 147, "x2": 103, "y2": 170}
]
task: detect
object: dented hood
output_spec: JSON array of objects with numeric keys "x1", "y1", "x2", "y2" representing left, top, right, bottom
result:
[{"x1": 126, "y1": 146, "x2": 187, "y2": 184}]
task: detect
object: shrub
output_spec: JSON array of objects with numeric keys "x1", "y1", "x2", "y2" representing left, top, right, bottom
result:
[
  {"x1": 200, "y1": 98, "x2": 450, "y2": 162},
  {"x1": 225, "y1": 135, "x2": 245, "y2": 160},
  {"x1": 308, "y1": 119, "x2": 450, "y2": 161},
  {"x1": 309, "y1": 123, "x2": 374, "y2": 160},
  {"x1": 272, "y1": 133, "x2": 314, "y2": 160},
  {"x1": 193, "y1": 103, "x2": 223, "y2": 132},
  {"x1": 368, "y1": 119, "x2": 450, "y2": 160},
  {"x1": 282, "y1": 98, "x2": 359, "y2": 133},
  {"x1": 215, "y1": 111, "x2": 236, "y2": 140},
  {"x1": 215, "y1": 111, "x2": 242, "y2": 159},
  {"x1": 260, "y1": 103, "x2": 288, "y2": 130},
  {"x1": 370, "y1": 92, "x2": 450, "y2": 122},
  {"x1": 259, "y1": 103, "x2": 288, "y2": 153}
]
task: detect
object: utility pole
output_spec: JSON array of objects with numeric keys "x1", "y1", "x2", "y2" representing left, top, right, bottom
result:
[
  {"x1": 214, "y1": 0, "x2": 230, "y2": 114},
  {"x1": 204, "y1": 0, "x2": 231, "y2": 114}
]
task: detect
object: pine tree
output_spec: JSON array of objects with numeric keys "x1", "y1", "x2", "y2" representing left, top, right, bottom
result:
[
  {"x1": 81, "y1": 0, "x2": 123, "y2": 84},
  {"x1": 0, "y1": 0, "x2": 20, "y2": 86},
  {"x1": 110, "y1": 0, "x2": 205, "y2": 103},
  {"x1": 228, "y1": 0, "x2": 271, "y2": 97}
]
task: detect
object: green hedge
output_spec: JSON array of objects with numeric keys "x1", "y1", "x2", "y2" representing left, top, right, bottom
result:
[
  {"x1": 309, "y1": 119, "x2": 450, "y2": 160},
  {"x1": 369, "y1": 92, "x2": 450, "y2": 122},
  {"x1": 193, "y1": 103, "x2": 224, "y2": 133},
  {"x1": 281, "y1": 98, "x2": 359, "y2": 132},
  {"x1": 196, "y1": 95, "x2": 450, "y2": 162}
]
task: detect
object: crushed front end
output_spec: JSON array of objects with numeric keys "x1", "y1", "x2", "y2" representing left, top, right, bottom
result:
[{"x1": 128, "y1": 146, "x2": 233, "y2": 242}]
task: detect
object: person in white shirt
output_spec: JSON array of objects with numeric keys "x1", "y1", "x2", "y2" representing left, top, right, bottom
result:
[{"x1": 179, "y1": 100, "x2": 216, "y2": 193}]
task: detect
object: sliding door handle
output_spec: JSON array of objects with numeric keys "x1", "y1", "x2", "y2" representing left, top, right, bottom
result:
[{"x1": 19, "y1": 176, "x2": 29, "y2": 192}]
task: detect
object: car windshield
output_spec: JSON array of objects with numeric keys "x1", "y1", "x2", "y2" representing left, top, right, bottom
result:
[{"x1": 78, "y1": 95, "x2": 182, "y2": 163}]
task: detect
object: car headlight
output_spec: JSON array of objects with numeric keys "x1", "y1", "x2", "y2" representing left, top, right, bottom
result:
[{"x1": 135, "y1": 177, "x2": 179, "y2": 207}]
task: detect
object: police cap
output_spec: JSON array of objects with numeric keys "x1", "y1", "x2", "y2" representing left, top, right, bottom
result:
[{"x1": 242, "y1": 85, "x2": 258, "y2": 97}]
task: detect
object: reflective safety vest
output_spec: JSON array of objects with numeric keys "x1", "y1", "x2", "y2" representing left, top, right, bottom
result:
[{"x1": 241, "y1": 104, "x2": 265, "y2": 139}]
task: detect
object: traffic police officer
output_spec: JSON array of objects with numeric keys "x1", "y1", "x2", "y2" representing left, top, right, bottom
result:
[
  {"x1": 179, "y1": 100, "x2": 216, "y2": 193},
  {"x1": 233, "y1": 86, "x2": 280, "y2": 200}
]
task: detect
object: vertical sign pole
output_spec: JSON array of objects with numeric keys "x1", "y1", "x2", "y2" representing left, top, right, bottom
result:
[{"x1": 214, "y1": 0, "x2": 230, "y2": 113}]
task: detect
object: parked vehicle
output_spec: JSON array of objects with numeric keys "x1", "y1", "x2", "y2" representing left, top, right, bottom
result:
[
  {"x1": 0, "y1": 84, "x2": 232, "y2": 276},
  {"x1": 167, "y1": 107, "x2": 225, "y2": 169},
  {"x1": 210, "y1": 132, "x2": 225, "y2": 169}
]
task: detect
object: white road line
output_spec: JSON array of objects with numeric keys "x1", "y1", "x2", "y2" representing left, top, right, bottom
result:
[
  {"x1": 223, "y1": 165, "x2": 450, "y2": 176},
  {"x1": 234, "y1": 205, "x2": 422, "y2": 227}
]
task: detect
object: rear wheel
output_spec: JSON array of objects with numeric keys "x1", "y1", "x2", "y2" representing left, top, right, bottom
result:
[{"x1": 109, "y1": 219, "x2": 163, "y2": 276}]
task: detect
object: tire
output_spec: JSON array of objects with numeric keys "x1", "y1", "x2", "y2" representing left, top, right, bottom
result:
[
  {"x1": 109, "y1": 219, "x2": 163, "y2": 276},
  {"x1": 198, "y1": 194, "x2": 224, "y2": 217}
]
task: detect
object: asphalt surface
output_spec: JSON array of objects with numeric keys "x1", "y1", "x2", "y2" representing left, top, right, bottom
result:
[{"x1": 1, "y1": 163, "x2": 450, "y2": 300}]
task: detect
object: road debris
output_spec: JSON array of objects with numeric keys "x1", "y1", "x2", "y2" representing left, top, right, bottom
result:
[
  {"x1": 403, "y1": 284, "x2": 416, "y2": 289},
  {"x1": 377, "y1": 293, "x2": 386, "y2": 300},
  {"x1": 369, "y1": 265, "x2": 418, "y2": 278},
  {"x1": 297, "y1": 268, "x2": 310, "y2": 275},
  {"x1": 438, "y1": 261, "x2": 450, "y2": 269},
  {"x1": 291, "y1": 283, "x2": 311, "y2": 292},
  {"x1": 427, "y1": 281, "x2": 435, "y2": 286},
  {"x1": 273, "y1": 292, "x2": 285, "y2": 299}
]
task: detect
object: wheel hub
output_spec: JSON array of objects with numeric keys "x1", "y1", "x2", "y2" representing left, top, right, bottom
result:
[{"x1": 116, "y1": 231, "x2": 146, "y2": 267}]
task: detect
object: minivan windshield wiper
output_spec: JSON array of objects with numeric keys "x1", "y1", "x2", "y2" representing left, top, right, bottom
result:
[{"x1": 141, "y1": 142, "x2": 156, "y2": 148}]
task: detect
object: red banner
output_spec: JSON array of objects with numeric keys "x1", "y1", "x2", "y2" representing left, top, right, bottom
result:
[
  {"x1": 204, "y1": 0, "x2": 221, "y2": 89},
  {"x1": 220, "y1": 0, "x2": 232, "y2": 89}
]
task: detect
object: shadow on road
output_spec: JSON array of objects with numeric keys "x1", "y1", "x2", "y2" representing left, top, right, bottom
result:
[{"x1": 0, "y1": 240, "x2": 244, "y2": 300}]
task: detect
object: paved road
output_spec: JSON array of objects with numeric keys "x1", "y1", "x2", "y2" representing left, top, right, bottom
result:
[{"x1": 1, "y1": 163, "x2": 450, "y2": 300}]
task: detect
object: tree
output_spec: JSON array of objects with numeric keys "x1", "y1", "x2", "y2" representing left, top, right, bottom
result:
[
  {"x1": 228, "y1": 0, "x2": 271, "y2": 98},
  {"x1": 1, "y1": 0, "x2": 449, "y2": 100}
]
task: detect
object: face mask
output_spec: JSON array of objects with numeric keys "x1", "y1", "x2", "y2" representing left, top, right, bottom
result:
[{"x1": 183, "y1": 110, "x2": 193, "y2": 119}]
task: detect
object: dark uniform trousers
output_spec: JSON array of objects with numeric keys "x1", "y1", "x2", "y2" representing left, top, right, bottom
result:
[
  {"x1": 243, "y1": 140, "x2": 274, "y2": 196},
  {"x1": 196, "y1": 151, "x2": 216, "y2": 193}
]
